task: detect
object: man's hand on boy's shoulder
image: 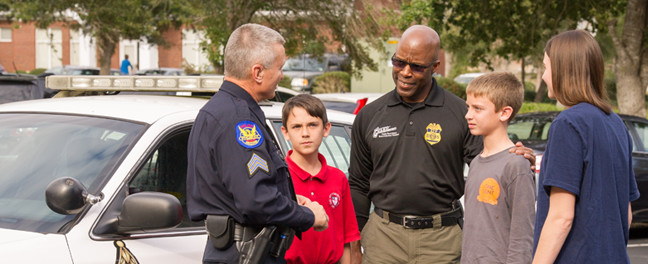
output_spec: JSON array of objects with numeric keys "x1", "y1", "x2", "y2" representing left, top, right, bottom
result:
[{"x1": 509, "y1": 141, "x2": 536, "y2": 171}]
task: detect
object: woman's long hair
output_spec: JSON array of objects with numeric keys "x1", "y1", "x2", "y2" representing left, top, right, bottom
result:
[{"x1": 545, "y1": 30, "x2": 611, "y2": 114}]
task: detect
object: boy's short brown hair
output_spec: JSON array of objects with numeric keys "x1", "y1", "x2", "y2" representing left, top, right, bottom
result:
[
  {"x1": 281, "y1": 94, "x2": 329, "y2": 126},
  {"x1": 466, "y1": 72, "x2": 524, "y2": 121}
]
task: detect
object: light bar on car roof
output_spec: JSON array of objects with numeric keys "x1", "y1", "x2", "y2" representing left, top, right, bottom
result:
[{"x1": 46, "y1": 75, "x2": 224, "y2": 97}]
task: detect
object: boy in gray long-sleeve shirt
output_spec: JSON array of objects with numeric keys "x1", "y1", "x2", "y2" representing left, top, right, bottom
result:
[{"x1": 462, "y1": 72, "x2": 536, "y2": 263}]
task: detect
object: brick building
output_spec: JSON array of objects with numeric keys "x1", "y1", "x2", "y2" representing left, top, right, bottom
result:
[{"x1": 0, "y1": 20, "x2": 210, "y2": 73}]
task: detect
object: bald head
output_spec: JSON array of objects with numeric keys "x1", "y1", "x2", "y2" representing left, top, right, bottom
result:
[
  {"x1": 400, "y1": 25, "x2": 440, "y2": 61},
  {"x1": 392, "y1": 25, "x2": 441, "y2": 103}
]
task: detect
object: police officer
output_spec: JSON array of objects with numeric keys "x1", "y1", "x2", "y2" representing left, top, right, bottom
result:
[
  {"x1": 187, "y1": 23, "x2": 329, "y2": 264},
  {"x1": 348, "y1": 25, "x2": 534, "y2": 263}
]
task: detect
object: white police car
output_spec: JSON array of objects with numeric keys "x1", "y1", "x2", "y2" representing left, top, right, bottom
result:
[{"x1": 0, "y1": 75, "x2": 355, "y2": 263}]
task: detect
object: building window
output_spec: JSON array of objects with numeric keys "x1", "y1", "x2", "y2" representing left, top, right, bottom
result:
[{"x1": 0, "y1": 28, "x2": 11, "y2": 42}]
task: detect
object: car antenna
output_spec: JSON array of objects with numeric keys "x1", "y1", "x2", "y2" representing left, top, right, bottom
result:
[{"x1": 12, "y1": 61, "x2": 21, "y2": 76}]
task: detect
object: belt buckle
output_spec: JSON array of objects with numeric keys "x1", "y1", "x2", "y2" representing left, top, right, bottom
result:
[{"x1": 402, "y1": 215, "x2": 417, "y2": 229}]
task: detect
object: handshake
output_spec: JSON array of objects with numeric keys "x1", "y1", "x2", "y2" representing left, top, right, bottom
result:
[{"x1": 297, "y1": 195, "x2": 329, "y2": 231}]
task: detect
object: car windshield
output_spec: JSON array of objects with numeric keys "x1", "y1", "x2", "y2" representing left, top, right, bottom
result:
[
  {"x1": 283, "y1": 57, "x2": 326, "y2": 72},
  {"x1": 0, "y1": 113, "x2": 143, "y2": 233}
]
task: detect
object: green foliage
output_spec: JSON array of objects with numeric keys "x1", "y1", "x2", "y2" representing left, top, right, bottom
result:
[
  {"x1": 312, "y1": 71, "x2": 350, "y2": 94},
  {"x1": 436, "y1": 76, "x2": 466, "y2": 99},
  {"x1": 519, "y1": 102, "x2": 562, "y2": 114},
  {"x1": 28, "y1": 68, "x2": 46, "y2": 75},
  {"x1": 279, "y1": 76, "x2": 292, "y2": 89},
  {"x1": 523, "y1": 81, "x2": 536, "y2": 101},
  {"x1": 186, "y1": 0, "x2": 383, "y2": 77},
  {"x1": 398, "y1": 0, "x2": 625, "y2": 70}
]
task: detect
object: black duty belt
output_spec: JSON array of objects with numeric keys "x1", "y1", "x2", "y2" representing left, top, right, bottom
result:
[{"x1": 374, "y1": 207, "x2": 462, "y2": 229}]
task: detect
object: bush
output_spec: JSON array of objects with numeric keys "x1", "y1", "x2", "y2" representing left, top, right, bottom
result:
[
  {"x1": 312, "y1": 71, "x2": 350, "y2": 94},
  {"x1": 436, "y1": 76, "x2": 466, "y2": 99},
  {"x1": 523, "y1": 81, "x2": 537, "y2": 102},
  {"x1": 28, "y1": 68, "x2": 47, "y2": 75},
  {"x1": 279, "y1": 76, "x2": 292, "y2": 89}
]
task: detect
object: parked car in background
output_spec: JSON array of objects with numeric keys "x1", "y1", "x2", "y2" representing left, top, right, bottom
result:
[
  {"x1": 454, "y1": 72, "x2": 486, "y2": 85},
  {"x1": 135, "y1": 68, "x2": 185, "y2": 76},
  {"x1": 0, "y1": 75, "x2": 355, "y2": 263},
  {"x1": 508, "y1": 111, "x2": 648, "y2": 223},
  {"x1": 0, "y1": 74, "x2": 49, "y2": 103},
  {"x1": 43, "y1": 65, "x2": 100, "y2": 76},
  {"x1": 314, "y1": 92, "x2": 385, "y2": 114},
  {"x1": 282, "y1": 53, "x2": 349, "y2": 92}
]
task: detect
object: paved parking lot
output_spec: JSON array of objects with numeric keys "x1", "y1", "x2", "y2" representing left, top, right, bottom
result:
[{"x1": 629, "y1": 224, "x2": 648, "y2": 263}]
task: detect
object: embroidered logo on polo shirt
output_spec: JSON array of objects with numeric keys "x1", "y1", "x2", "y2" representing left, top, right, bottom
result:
[
  {"x1": 236, "y1": 121, "x2": 263, "y2": 148},
  {"x1": 424, "y1": 123, "x2": 442, "y2": 146},
  {"x1": 329, "y1": 192, "x2": 341, "y2": 209},
  {"x1": 373, "y1": 126, "x2": 399, "y2": 138},
  {"x1": 477, "y1": 177, "x2": 500, "y2": 205}
]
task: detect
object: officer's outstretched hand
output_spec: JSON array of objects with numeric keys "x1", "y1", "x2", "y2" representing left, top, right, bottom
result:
[
  {"x1": 296, "y1": 194, "x2": 311, "y2": 205},
  {"x1": 304, "y1": 201, "x2": 329, "y2": 231}
]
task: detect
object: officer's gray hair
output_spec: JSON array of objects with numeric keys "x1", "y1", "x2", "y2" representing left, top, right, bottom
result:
[{"x1": 224, "y1": 23, "x2": 286, "y2": 80}]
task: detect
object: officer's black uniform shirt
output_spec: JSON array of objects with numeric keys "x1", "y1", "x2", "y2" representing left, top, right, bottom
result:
[
  {"x1": 348, "y1": 78, "x2": 483, "y2": 230},
  {"x1": 187, "y1": 80, "x2": 314, "y2": 231}
]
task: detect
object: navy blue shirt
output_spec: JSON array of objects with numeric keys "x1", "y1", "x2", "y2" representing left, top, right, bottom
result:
[
  {"x1": 533, "y1": 103, "x2": 640, "y2": 263},
  {"x1": 186, "y1": 81, "x2": 314, "y2": 263}
]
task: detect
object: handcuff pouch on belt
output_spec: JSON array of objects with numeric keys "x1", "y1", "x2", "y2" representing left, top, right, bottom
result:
[{"x1": 205, "y1": 215, "x2": 236, "y2": 249}]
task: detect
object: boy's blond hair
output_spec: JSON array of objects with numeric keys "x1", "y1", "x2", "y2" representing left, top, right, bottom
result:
[{"x1": 466, "y1": 72, "x2": 524, "y2": 122}]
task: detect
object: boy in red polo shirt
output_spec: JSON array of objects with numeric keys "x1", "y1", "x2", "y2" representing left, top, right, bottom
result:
[{"x1": 281, "y1": 94, "x2": 361, "y2": 264}]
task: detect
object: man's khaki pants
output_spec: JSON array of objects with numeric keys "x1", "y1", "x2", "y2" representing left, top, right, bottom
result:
[{"x1": 361, "y1": 211, "x2": 462, "y2": 264}]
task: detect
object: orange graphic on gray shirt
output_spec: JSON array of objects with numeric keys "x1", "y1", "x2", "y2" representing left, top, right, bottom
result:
[{"x1": 477, "y1": 177, "x2": 500, "y2": 205}]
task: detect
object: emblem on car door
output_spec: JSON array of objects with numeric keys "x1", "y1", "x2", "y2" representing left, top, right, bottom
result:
[{"x1": 114, "y1": 240, "x2": 139, "y2": 264}]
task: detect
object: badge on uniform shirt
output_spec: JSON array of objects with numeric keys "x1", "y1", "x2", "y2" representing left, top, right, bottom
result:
[
  {"x1": 236, "y1": 121, "x2": 263, "y2": 148},
  {"x1": 477, "y1": 177, "x2": 500, "y2": 205},
  {"x1": 424, "y1": 123, "x2": 442, "y2": 146},
  {"x1": 247, "y1": 152, "x2": 269, "y2": 177}
]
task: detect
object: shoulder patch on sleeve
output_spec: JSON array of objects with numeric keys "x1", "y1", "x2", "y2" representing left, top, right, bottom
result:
[
  {"x1": 248, "y1": 153, "x2": 269, "y2": 177},
  {"x1": 236, "y1": 120, "x2": 264, "y2": 148}
]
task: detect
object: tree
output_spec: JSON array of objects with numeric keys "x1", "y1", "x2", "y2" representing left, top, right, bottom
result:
[
  {"x1": 397, "y1": 0, "x2": 648, "y2": 117},
  {"x1": 608, "y1": 0, "x2": 648, "y2": 117},
  {"x1": 185, "y1": 0, "x2": 383, "y2": 75},
  {"x1": 1, "y1": 0, "x2": 188, "y2": 75}
]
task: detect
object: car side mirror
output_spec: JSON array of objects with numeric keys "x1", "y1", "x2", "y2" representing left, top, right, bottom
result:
[
  {"x1": 116, "y1": 192, "x2": 183, "y2": 234},
  {"x1": 45, "y1": 177, "x2": 102, "y2": 215}
]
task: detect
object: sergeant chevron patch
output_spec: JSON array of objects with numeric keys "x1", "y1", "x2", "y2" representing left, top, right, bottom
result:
[{"x1": 247, "y1": 153, "x2": 269, "y2": 177}]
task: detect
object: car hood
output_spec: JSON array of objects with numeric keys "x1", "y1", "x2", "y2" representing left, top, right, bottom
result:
[
  {"x1": 0, "y1": 228, "x2": 72, "y2": 261},
  {"x1": 282, "y1": 71, "x2": 322, "y2": 79}
]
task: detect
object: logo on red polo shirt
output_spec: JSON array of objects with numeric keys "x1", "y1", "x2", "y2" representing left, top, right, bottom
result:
[{"x1": 329, "y1": 192, "x2": 341, "y2": 209}]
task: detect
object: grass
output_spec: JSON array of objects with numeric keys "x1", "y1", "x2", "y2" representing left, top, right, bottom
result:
[{"x1": 519, "y1": 102, "x2": 562, "y2": 114}]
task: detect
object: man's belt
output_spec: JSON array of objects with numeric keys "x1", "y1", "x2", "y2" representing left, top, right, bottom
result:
[{"x1": 374, "y1": 206, "x2": 462, "y2": 229}]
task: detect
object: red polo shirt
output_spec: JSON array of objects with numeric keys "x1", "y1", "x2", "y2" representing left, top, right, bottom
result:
[{"x1": 285, "y1": 150, "x2": 361, "y2": 264}]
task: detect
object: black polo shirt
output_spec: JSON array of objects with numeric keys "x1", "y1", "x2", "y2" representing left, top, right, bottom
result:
[
  {"x1": 186, "y1": 81, "x2": 314, "y2": 230},
  {"x1": 348, "y1": 78, "x2": 482, "y2": 230}
]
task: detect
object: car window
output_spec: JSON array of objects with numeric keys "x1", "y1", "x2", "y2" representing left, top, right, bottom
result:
[
  {"x1": 271, "y1": 91, "x2": 296, "y2": 102},
  {"x1": 320, "y1": 101, "x2": 358, "y2": 114},
  {"x1": 272, "y1": 121, "x2": 352, "y2": 176},
  {"x1": 628, "y1": 121, "x2": 648, "y2": 152},
  {"x1": 128, "y1": 128, "x2": 202, "y2": 228},
  {"x1": 507, "y1": 120, "x2": 534, "y2": 141},
  {"x1": 0, "y1": 113, "x2": 143, "y2": 233},
  {"x1": 508, "y1": 116, "x2": 553, "y2": 141}
]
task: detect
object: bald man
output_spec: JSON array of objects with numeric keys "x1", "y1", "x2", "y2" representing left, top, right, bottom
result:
[{"x1": 348, "y1": 25, "x2": 480, "y2": 263}]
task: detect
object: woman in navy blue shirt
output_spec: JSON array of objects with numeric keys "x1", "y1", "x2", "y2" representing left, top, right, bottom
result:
[{"x1": 532, "y1": 30, "x2": 640, "y2": 264}]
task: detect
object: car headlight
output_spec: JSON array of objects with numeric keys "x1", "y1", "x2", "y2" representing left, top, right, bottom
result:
[{"x1": 291, "y1": 78, "x2": 308, "y2": 88}]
